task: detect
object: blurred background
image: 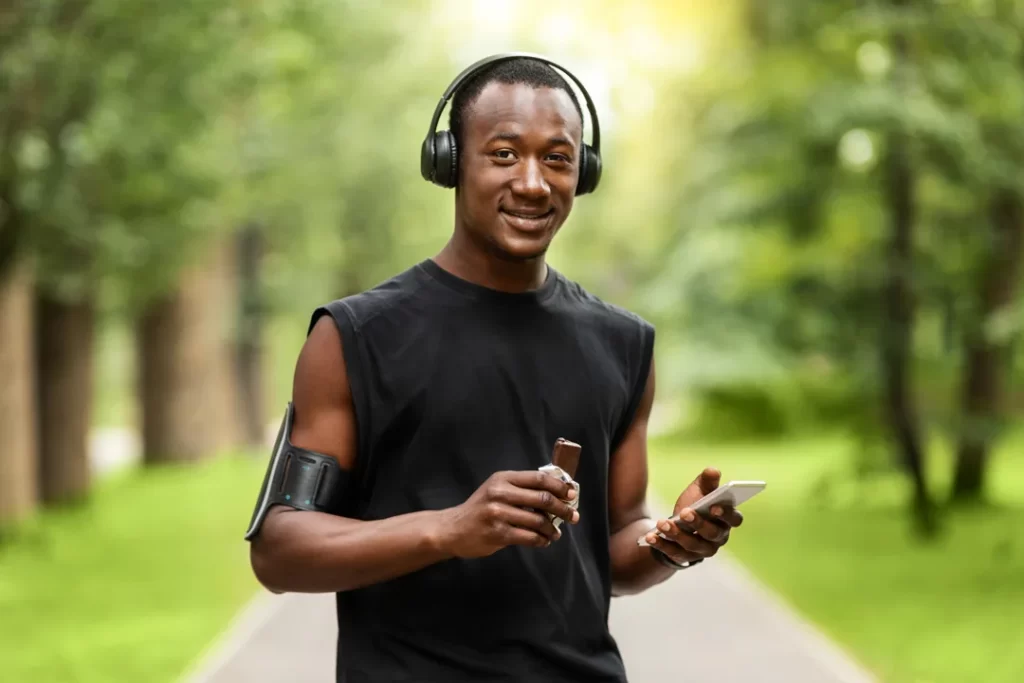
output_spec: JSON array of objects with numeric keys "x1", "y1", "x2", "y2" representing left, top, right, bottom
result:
[{"x1": 1, "y1": 1, "x2": 1022, "y2": 682}]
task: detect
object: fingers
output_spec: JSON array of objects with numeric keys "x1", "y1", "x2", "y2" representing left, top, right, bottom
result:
[
  {"x1": 506, "y1": 470, "x2": 577, "y2": 502},
  {"x1": 508, "y1": 487, "x2": 579, "y2": 526},
  {"x1": 672, "y1": 509, "x2": 729, "y2": 543},
  {"x1": 661, "y1": 510, "x2": 727, "y2": 547},
  {"x1": 496, "y1": 503, "x2": 562, "y2": 542},
  {"x1": 646, "y1": 524, "x2": 719, "y2": 559},
  {"x1": 503, "y1": 526, "x2": 554, "y2": 548},
  {"x1": 643, "y1": 505, "x2": 731, "y2": 560},
  {"x1": 695, "y1": 466, "x2": 721, "y2": 495},
  {"x1": 709, "y1": 505, "x2": 743, "y2": 528},
  {"x1": 500, "y1": 472, "x2": 580, "y2": 526}
]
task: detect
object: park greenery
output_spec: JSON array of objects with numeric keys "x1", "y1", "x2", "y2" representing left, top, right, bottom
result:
[{"x1": 1, "y1": 1, "x2": 1022, "y2": 682}]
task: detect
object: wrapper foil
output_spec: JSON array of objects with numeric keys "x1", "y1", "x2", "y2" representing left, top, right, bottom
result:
[{"x1": 538, "y1": 438, "x2": 581, "y2": 531}]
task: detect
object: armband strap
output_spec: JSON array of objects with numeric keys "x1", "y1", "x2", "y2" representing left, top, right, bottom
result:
[{"x1": 244, "y1": 402, "x2": 354, "y2": 541}]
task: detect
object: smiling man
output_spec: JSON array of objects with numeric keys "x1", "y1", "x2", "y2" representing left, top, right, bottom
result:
[{"x1": 246, "y1": 54, "x2": 744, "y2": 683}]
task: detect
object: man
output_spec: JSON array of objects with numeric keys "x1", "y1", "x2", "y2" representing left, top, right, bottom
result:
[{"x1": 248, "y1": 55, "x2": 744, "y2": 682}]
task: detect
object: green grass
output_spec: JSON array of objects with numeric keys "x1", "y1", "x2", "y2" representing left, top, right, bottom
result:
[
  {"x1": 0, "y1": 454, "x2": 267, "y2": 683},
  {"x1": 648, "y1": 432, "x2": 1024, "y2": 683}
]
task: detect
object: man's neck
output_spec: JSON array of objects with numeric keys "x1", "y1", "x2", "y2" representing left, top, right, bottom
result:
[{"x1": 433, "y1": 235, "x2": 548, "y2": 294}]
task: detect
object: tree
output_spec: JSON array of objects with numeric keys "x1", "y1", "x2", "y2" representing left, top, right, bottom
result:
[
  {"x1": 136, "y1": 237, "x2": 242, "y2": 463},
  {"x1": 941, "y1": 0, "x2": 1024, "y2": 503},
  {"x1": 952, "y1": 189, "x2": 1023, "y2": 503},
  {"x1": 0, "y1": 264, "x2": 38, "y2": 528},
  {"x1": 648, "y1": 0, "x2": 1024, "y2": 528},
  {"x1": 878, "y1": 0, "x2": 936, "y2": 533},
  {"x1": 3, "y1": 1, "x2": 252, "y2": 478}
]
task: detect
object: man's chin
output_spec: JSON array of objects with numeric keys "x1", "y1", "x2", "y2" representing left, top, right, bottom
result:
[
  {"x1": 487, "y1": 237, "x2": 551, "y2": 263},
  {"x1": 488, "y1": 222, "x2": 561, "y2": 262}
]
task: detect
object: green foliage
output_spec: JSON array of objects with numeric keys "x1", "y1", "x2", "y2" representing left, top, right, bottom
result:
[
  {"x1": 3, "y1": 2, "x2": 244, "y2": 304},
  {"x1": 646, "y1": 0, "x2": 1024, "y2": 454},
  {"x1": 0, "y1": 453, "x2": 265, "y2": 683},
  {"x1": 649, "y1": 430, "x2": 1024, "y2": 683},
  {"x1": 683, "y1": 384, "x2": 795, "y2": 440},
  {"x1": 2, "y1": 0, "x2": 449, "y2": 312},
  {"x1": 216, "y1": 0, "x2": 455, "y2": 311}
]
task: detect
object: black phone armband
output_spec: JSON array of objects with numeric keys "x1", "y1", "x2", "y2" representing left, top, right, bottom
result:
[{"x1": 244, "y1": 402, "x2": 354, "y2": 541}]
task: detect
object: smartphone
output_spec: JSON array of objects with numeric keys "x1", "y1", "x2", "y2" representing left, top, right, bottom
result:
[{"x1": 636, "y1": 480, "x2": 766, "y2": 547}]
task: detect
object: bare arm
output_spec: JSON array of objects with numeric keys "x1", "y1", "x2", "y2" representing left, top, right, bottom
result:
[
  {"x1": 249, "y1": 315, "x2": 579, "y2": 594},
  {"x1": 248, "y1": 315, "x2": 454, "y2": 594},
  {"x1": 607, "y1": 356, "x2": 678, "y2": 596},
  {"x1": 608, "y1": 355, "x2": 744, "y2": 596}
]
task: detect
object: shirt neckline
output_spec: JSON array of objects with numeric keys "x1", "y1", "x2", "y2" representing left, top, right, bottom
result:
[{"x1": 416, "y1": 258, "x2": 560, "y2": 305}]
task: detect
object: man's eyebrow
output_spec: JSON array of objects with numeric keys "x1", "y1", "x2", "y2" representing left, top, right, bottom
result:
[
  {"x1": 489, "y1": 131, "x2": 521, "y2": 143},
  {"x1": 487, "y1": 131, "x2": 576, "y2": 147}
]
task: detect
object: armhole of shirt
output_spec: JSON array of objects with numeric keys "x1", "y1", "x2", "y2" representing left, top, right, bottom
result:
[
  {"x1": 307, "y1": 301, "x2": 373, "y2": 499},
  {"x1": 610, "y1": 320, "x2": 655, "y2": 454}
]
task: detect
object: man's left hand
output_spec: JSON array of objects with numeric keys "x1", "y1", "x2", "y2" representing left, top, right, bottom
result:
[{"x1": 642, "y1": 467, "x2": 744, "y2": 565}]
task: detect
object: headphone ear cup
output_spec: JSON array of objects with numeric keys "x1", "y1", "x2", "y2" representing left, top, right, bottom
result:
[
  {"x1": 431, "y1": 131, "x2": 458, "y2": 188},
  {"x1": 576, "y1": 144, "x2": 602, "y2": 196},
  {"x1": 420, "y1": 135, "x2": 436, "y2": 183}
]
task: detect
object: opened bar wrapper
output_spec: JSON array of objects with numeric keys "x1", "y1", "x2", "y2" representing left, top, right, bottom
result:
[{"x1": 538, "y1": 438, "x2": 581, "y2": 531}]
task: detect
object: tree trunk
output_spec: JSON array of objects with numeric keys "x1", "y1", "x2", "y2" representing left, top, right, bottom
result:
[
  {"x1": 34, "y1": 291, "x2": 94, "y2": 505},
  {"x1": 881, "y1": 129, "x2": 936, "y2": 536},
  {"x1": 235, "y1": 225, "x2": 265, "y2": 449},
  {"x1": 137, "y1": 239, "x2": 242, "y2": 464},
  {"x1": 880, "y1": 10, "x2": 937, "y2": 535},
  {"x1": 951, "y1": 190, "x2": 1024, "y2": 504},
  {"x1": 0, "y1": 202, "x2": 22, "y2": 279},
  {"x1": 0, "y1": 263, "x2": 38, "y2": 528}
]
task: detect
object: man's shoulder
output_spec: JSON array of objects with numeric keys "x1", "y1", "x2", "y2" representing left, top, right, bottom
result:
[
  {"x1": 309, "y1": 263, "x2": 428, "y2": 335},
  {"x1": 556, "y1": 272, "x2": 655, "y2": 338}
]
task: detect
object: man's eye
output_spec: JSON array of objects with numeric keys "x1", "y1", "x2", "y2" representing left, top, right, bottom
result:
[
  {"x1": 494, "y1": 150, "x2": 515, "y2": 160},
  {"x1": 548, "y1": 154, "x2": 571, "y2": 163}
]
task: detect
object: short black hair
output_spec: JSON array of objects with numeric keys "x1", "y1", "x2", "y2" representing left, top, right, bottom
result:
[{"x1": 448, "y1": 57, "x2": 585, "y2": 150}]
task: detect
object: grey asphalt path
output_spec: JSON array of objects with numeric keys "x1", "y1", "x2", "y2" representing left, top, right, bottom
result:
[{"x1": 179, "y1": 554, "x2": 878, "y2": 683}]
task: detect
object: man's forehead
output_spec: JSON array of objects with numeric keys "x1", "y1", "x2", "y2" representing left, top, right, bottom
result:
[{"x1": 467, "y1": 82, "x2": 582, "y2": 136}]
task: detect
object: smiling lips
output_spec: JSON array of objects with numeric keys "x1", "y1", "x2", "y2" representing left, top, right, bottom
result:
[
  {"x1": 500, "y1": 207, "x2": 554, "y2": 230},
  {"x1": 502, "y1": 207, "x2": 553, "y2": 218}
]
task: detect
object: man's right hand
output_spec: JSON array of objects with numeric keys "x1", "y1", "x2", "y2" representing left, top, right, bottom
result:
[{"x1": 437, "y1": 470, "x2": 580, "y2": 559}]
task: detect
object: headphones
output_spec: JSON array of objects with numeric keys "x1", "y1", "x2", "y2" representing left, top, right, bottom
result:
[{"x1": 420, "y1": 52, "x2": 603, "y2": 196}]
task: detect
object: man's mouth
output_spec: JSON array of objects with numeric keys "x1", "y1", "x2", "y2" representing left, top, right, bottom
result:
[{"x1": 500, "y1": 207, "x2": 554, "y2": 222}]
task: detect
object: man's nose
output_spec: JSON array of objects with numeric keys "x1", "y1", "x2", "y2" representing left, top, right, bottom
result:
[{"x1": 513, "y1": 158, "x2": 551, "y2": 198}]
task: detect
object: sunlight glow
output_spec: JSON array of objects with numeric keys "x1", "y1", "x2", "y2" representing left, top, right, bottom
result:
[
  {"x1": 431, "y1": 0, "x2": 728, "y2": 148},
  {"x1": 839, "y1": 129, "x2": 876, "y2": 171}
]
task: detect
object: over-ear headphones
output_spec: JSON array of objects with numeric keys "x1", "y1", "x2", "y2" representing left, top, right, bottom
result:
[{"x1": 420, "y1": 52, "x2": 603, "y2": 196}]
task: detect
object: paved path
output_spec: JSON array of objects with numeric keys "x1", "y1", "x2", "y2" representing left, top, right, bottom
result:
[{"x1": 178, "y1": 553, "x2": 877, "y2": 683}]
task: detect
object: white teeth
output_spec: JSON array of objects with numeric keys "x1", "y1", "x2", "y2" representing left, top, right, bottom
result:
[{"x1": 504, "y1": 210, "x2": 548, "y2": 219}]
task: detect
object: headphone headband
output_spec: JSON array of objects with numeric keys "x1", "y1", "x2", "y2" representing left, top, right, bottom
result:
[
  {"x1": 424, "y1": 51, "x2": 601, "y2": 158},
  {"x1": 421, "y1": 52, "x2": 603, "y2": 195}
]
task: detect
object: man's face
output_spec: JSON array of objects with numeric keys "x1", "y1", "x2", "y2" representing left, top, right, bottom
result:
[{"x1": 455, "y1": 81, "x2": 583, "y2": 262}]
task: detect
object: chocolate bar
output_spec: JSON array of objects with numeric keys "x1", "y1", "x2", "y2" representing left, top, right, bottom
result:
[
  {"x1": 551, "y1": 438, "x2": 581, "y2": 479},
  {"x1": 537, "y1": 438, "x2": 582, "y2": 533}
]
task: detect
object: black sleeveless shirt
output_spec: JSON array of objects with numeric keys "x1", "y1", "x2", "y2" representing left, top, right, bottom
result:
[{"x1": 309, "y1": 259, "x2": 654, "y2": 683}]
